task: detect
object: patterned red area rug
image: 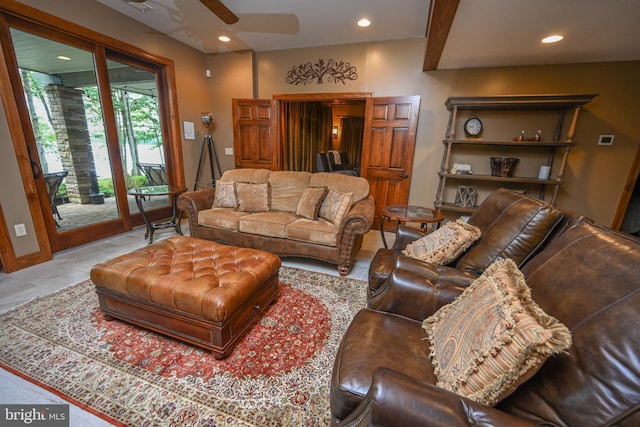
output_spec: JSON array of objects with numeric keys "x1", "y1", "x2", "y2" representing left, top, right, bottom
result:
[{"x1": 0, "y1": 267, "x2": 366, "y2": 426}]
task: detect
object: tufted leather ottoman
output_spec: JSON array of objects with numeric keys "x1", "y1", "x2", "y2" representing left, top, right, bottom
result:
[{"x1": 90, "y1": 235, "x2": 281, "y2": 359}]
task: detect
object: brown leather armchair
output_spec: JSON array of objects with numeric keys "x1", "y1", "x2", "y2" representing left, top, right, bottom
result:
[
  {"x1": 368, "y1": 189, "x2": 566, "y2": 312},
  {"x1": 330, "y1": 222, "x2": 640, "y2": 426}
]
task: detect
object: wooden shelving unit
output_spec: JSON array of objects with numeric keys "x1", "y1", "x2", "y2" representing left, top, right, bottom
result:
[{"x1": 434, "y1": 94, "x2": 597, "y2": 214}]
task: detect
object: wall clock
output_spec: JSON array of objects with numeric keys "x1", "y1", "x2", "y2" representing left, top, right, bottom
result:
[{"x1": 463, "y1": 115, "x2": 483, "y2": 138}]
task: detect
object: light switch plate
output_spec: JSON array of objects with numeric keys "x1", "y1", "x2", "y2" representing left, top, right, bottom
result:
[
  {"x1": 597, "y1": 134, "x2": 614, "y2": 145},
  {"x1": 14, "y1": 223, "x2": 27, "y2": 237},
  {"x1": 225, "y1": 147, "x2": 233, "y2": 155}
]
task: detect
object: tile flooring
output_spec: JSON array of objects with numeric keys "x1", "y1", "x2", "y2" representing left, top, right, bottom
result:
[{"x1": 0, "y1": 222, "x2": 393, "y2": 426}]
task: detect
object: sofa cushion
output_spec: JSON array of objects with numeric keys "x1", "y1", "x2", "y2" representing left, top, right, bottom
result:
[
  {"x1": 198, "y1": 208, "x2": 250, "y2": 231},
  {"x1": 310, "y1": 172, "x2": 369, "y2": 204},
  {"x1": 220, "y1": 168, "x2": 271, "y2": 184},
  {"x1": 319, "y1": 190, "x2": 353, "y2": 227},
  {"x1": 286, "y1": 217, "x2": 338, "y2": 246},
  {"x1": 296, "y1": 186, "x2": 328, "y2": 220},
  {"x1": 403, "y1": 219, "x2": 481, "y2": 265},
  {"x1": 269, "y1": 171, "x2": 312, "y2": 213},
  {"x1": 237, "y1": 182, "x2": 270, "y2": 212},
  {"x1": 455, "y1": 189, "x2": 563, "y2": 274},
  {"x1": 423, "y1": 258, "x2": 572, "y2": 407},
  {"x1": 239, "y1": 211, "x2": 298, "y2": 238},
  {"x1": 212, "y1": 180, "x2": 237, "y2": 208}
]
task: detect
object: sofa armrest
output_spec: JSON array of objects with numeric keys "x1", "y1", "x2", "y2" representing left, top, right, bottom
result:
[
  {"x1": 389, "y1": 225, "x2": 427, "y2": 250},
  {"x1": 177, "y1": 188, "x2": 216, "y2": 232},
  {"x1": 337, "y1": 368, "x2": 536, "y2": 427},
  {"x1": 367, "y1": 255, "x2": 477, "y2": 320},
  {"x1": 394, "y1": 255, "x2": 478, "y2": 287},
  {"x1": 339, "y1": 195, "x2": 376, "y2": 238}
]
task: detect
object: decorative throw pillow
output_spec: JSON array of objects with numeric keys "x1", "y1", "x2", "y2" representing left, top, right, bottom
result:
[
  {"x1": 296, "y1": 186, "x2": 328, "y2": 220},
  {"x1": 423, "y1": 258, "x2": 572, "y2": 407},
  {"x1": 236, "y1": 182, "x2": 270, "y2": 212},
  {"x1": 403, "y1": 219, "x2": 481, "y2": 265},
  {"x1": 212, "y1": 181, "x2": 237, "y2": 208},
  {"x1": 318, "y1": 189, "x2": 353, "y2": 226}
]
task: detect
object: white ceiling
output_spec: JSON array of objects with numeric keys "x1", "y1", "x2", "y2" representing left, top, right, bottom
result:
[
  {"x1": 440, "y1": 0, "x2": 640, "y2": 69},
  {"x1": 97, "y1": 0, "x2": 640, "y2": 70},
  {"x1": 97, "y1": 0, "x2": 431, "y2": 55}
]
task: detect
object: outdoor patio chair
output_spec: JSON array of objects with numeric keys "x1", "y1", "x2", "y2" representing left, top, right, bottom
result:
[
  {"x1": 44, "y1": 171, "x2": 69, "y2": 227},
  {"x1": 136, "y1": 163, "x2": 167, "y2": 186}
]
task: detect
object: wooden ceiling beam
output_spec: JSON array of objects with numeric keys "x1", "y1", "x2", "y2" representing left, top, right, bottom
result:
[{"x1": 423, "y1": 0, "x2": 460, "y2": 71}]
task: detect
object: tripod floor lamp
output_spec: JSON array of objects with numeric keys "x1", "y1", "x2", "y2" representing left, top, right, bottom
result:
[{"x1": 193, "y1": 113, "x2": 223, "y2": 191}]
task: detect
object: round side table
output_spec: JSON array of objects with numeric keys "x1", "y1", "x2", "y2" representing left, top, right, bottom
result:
[
  {"x1": 127, "y1": 185, "x2": 187, "y2": 244},
  {"x1": 380, "y1": 205, "x2": 445, "y2": 248}
]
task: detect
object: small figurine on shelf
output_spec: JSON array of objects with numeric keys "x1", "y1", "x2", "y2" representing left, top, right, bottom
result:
[
  {"x1": 535, "y1": 130, "x2": 542, "y2": 141},
  {"x1": 514, "y1": 130, "x2": 526, "y2": 141}
]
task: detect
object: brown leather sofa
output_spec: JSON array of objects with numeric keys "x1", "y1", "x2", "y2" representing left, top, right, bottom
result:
[{"x1": 330, "y1": 217, "x2": 640, "y2": 425}]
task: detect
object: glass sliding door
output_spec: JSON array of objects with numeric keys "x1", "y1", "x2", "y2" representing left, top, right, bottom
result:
[
  {"x1": 4, "y1": 19, "x2": 178, "y2": 252},
  {"x1": 12, "y1": 28, "x2": 121, "y2": 234},
  {"x1": 105, "y1": 57, "x2": 170, "y2": 216}
]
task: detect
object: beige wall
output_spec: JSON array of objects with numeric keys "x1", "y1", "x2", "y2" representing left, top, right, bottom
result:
[
  {"x1": 206, "y1": 51, "x2": 255, "y2": 175},
  {"x1": 209, "y1": 37, "x2": 639, "y2": 226},
  {"x1": 0, "y1": 98, "x2": 36, "y2": 256}
]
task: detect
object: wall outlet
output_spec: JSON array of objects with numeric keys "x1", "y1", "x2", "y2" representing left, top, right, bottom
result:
[
  {"x1": 14, "y1": 223, "x2": 27, "y2": 237},
  {"x1": 224, "y1": 147, "x2": 233, "y2": 155}
]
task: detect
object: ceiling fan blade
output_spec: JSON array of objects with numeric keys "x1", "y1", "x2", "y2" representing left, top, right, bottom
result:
[{"x1": 199, "y1": 0, "x2": 239, "y2": 25}]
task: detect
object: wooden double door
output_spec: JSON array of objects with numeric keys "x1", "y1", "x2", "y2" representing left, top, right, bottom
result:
[{"x1": 232, "y1": 94, "x2": 421, "y2": 229}]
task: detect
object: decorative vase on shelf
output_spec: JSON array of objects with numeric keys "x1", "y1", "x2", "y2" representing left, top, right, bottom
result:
[{"x1": 490, "y1": 157, "x2": 519, "y2": 177}]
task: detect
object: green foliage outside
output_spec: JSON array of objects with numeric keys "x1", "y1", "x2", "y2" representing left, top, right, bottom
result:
[
  {"x1": 57, "y1": 175, "x2": 147, "y2": 199},
  {"x1": 99, "y1": 176, "x2": 149, "y2": 196}
]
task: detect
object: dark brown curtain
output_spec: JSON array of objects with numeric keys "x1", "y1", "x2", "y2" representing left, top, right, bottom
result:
[
  {"x1": 282, "y1": 101, "x2": 332, "y2": 171},
  {"x1": 340, "y1": 116, "x2": 364, "y2": 167}
]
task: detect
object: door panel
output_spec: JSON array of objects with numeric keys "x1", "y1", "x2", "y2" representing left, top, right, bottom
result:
[
  {"x1": 361, "y1": 95, "x2": 421, "y2": 230},
  {"x1": 232, "y1": 99, "x2": 279, "y2": 170},
  {"x1": 390, "y1": 128, "x2": 410, "y2": 167},
  {"x1": 11, "y1": 28, "x2": 127, "y2": 250},
  {"x1": 105, "y1": 57, "x2": 171, "y2": 220}
]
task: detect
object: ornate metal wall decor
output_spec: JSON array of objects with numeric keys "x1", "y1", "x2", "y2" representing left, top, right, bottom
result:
[{"x1": 286, "y1": 59, "x2": 358, "y2": 85}]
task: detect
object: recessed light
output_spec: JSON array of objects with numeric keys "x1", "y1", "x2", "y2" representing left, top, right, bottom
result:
[
  {"x1": 357, "y1": 18, "x2": 371, "y2": 27},
  {"x1": 57, "y1": 55, "x2": 71, "y2": 61},
  {"x1": 218, "y1": 35, "x2": 230, "y2": 42},
  {"x1": 542, "y1": 35, "x2": 563, "y2": 44}
]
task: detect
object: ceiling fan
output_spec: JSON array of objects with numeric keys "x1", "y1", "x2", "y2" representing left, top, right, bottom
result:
[
  {"x1": 126, "y1": 0, "x2": 239, "y2": 25},
  {"x1": 198, "y1": 0, "x2": 239, "y2": 24}
]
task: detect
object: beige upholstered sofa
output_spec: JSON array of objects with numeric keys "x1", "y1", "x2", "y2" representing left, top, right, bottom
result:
[{"x1": 177, "y1": 168, "x2": 375, "y2": 276}]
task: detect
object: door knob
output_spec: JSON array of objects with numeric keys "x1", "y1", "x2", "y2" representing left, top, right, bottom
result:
[{"x1": 400, "y1": 173, "x2": 409, "y2": 178}]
